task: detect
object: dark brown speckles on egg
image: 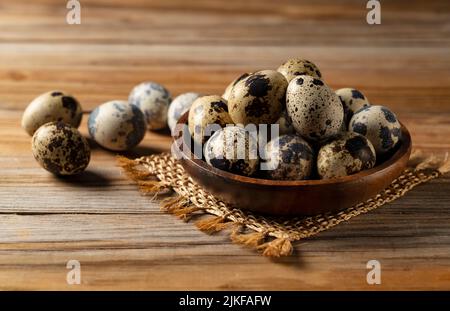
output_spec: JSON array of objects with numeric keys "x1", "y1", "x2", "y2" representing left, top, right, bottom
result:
[
  {"x1": 209, "y1": 101, "x2": 228, "y2": 113},
  {"x1": 222, "y1": 73, "x2": 251, "y2": 101},
  {"x1": 61, "y1": 96, "x2": 79, "y2": 119},
  {"x1": 21, "y1": 91, "x2": 83, "y2": 136},
  {"x1": 188, "y1": 95, "x2": 233, "y2": 144},
  {"x1": 381, "y1": 107, "x2": 397, "y2": 123},
  {"x1": 286, "y1": 75, "x2": 343, "y2": 142},
  {"x1": 317, "y1": 132, "x2": 376, "y2": 179},
  {"x1": 32, "y1": 122, "x2": 90, "y2": 175},
  {"x1": 244, "y1": 74, "x2": 271, "y2": 97},
  {"x1": 349, "y1": 105, "x2": 401, "y2": 157},
  {"x1": 264, "y1": 134, "x2": 314, "y2": 180},
  {"x1": 228, "y1": 70, "x2": 287, "y2": 125},
  {"x1": 204, "y1": 126, "x2": 259, "y2": 177},
  {"x1": 88, "y1": 100, "x2": 147, "y2": 151},
  {"x1": 312, "y1": 79, "x2": 324, "y2": 86},
  {"x1": 277, "y1": 58, "x2": 322, "y2": 82},
  {"x1": 336, "y1": 88, "x2": 370, "y2": 128}
]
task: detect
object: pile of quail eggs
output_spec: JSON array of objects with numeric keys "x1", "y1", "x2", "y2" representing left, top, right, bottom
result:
[
  {"x1": 22, "y1": 57, "x2": 402, "y2": 181},
  {"x1": 187, "y1": 58, "x2": 402, "y2": 180},
  {"x1": 22, "y1": 83, "x2": 201, "y2": 175}
]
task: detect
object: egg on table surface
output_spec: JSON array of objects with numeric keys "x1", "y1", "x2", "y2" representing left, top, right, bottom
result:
[
  {"x1": 286, "y1": 75, "x2": 343, "y2": 142},
  {"x1": 222, "y1": 72, "x2": 251, "y2": 101},
  {"x1": 228, "y1": 70, "x2": 288, "y2": 125},
  {"x1": 275, "y1": 109, "x2": 295, "y2": 135},
  {"x1": 88, "y1": 100, "x2": 147, "y2": 151},
  {"x1": 204, "y1": 126, "x2": 259, "y2": 177},
  {"x1": 263, "y1": 134, "x2": 314, "y2": 180},
  {"x1": 32, "y1": 121, "x2": 90, "y2": 175},
  {"x1": 167, "y1": 92, "x2": 201, "y2": 134},
  {"x1": 277, "y1": 58, "x2": 322, "y2": 82},
  {"x1": 188, "y1": 95, "x2": 233, "y2": 144},
  {"x1": 129, "y1": 81, "x2": 172, "y2": 130},
  {"x1": 349, "y1": 105, "x2": 402, "y2": 157},
  {"x1": 336, "y1": 88, "x2": 370, "y2": 128},
  {"x1": 22, "y1": 91, "x2": 82, "y2": 136},
  {"x1": 317, "y1": 132, "x2": 376, "y2": 179}
]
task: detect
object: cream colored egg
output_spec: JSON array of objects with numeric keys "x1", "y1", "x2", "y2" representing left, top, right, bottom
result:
[
  {"x1": 204, "y1": 126, "x2": 259, "y2": 177},
  {"x1": 222, "y1": 73, "x2": 251, "y2": 101},
  {"x1": 228, "y1": 70, "x2": 287, "y2": 126},
  {"x1": 22, "y1": 91, "x2": 82, "y2": 136},
  {"x1": 349, "y1": 105, "x2": 402, "y2": 157},
  {"x1": 317, "y1": 132, "x2": 376, "y2": 179},
  {"x1": 336, "y1": 88, "x2": 370, "y2": 128},
  {"x1": 167, "y1": 92, "x2": 201, "y2": 133},
  {"x1": 188, "y1": 95, "x2": 233, "y2": 144},
  {"x1": 286, "y1": 75, "x2": 343, "y2": 142},
  {"x1": 264, "y1": 134, "x2": 314, "y2": 180},
  {"x1": 88, "y1": 100, "x2": 147, "y2": 151},
  {"x1": 277, "y1": 58, "x2": 322, "y2": 82},
  {"x1": 129, "y1": 82, "x2": 172, "y2": 130},
  {"x1": 32, "y1": 122, "x2": 90, "y2": 175}
]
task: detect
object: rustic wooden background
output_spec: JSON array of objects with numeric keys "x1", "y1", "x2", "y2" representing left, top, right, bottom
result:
[{"x1": 0, "y1": 0, "x2": 449, "y2": 290}]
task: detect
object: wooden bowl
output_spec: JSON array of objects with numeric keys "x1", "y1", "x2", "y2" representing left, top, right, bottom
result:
[{"x1": 172, "y1": 112, "x2": 412, "y2": 216}]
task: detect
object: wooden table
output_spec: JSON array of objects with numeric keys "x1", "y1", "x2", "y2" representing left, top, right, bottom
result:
[{"x1": 0, "y1": 0, "x2": 449, "y2": 290}]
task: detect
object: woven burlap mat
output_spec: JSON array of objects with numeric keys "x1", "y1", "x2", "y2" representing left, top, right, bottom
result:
[{"x1": 117, "y1": 150, "x2": 449, "y2": 257}]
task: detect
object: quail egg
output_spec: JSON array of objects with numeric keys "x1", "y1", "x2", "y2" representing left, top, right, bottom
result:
[
  {"x1": 222, "y1": 73, "x2": 251, "y2": 101},
  {"x1": 336, "y1": 88, "x2": 370, "y2": 128},
  {"x1": 264, "y1": 134, "x2": 314, "y2": 180},
  {"x1": 277, "y1": 58, "x2": 322, "y2": 82},
  {"x1": 188, "y1": 95, "x2": 233, "y2": 144},
  {"x1": 349, "y1": 105, "x2": 402, "y2": 157},
  {"x1": 286, "y1": 75, "x2": 343, "y2": 142},
  {"x1": 275, "y1": 110, "x2": 295, "y2": 135},
  {"x1": 88, "y1": 100, "x2": 147, "y2": 151},
  {"x1": 32, "y1": 121, "x2": 90, "y2": 175},
  {"x1": 22, "y1": 91, "x2": 82, "y2": 136},
  {"x1": 228, "y1": 70, "x2": 287, "y2": 125},
  {"x1": 129, "y1": 82, "x2": 172, "y2": 130},
  {"x1": 317, "y1": 132, "x2": 376, "y2": 179},
  {"x1": 167, "y1": 92, "x2": 201, "y2": 133},
  {"x1": 204, "y1": 126, "x2": 259, "y2": 176}
]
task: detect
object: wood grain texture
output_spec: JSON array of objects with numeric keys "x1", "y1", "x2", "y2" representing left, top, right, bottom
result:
[{"x1": 0, "y1": 0, "x2": 449, "y2": 290}]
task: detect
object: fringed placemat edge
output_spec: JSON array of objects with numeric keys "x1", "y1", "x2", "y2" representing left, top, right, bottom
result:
[{"x1": 117, "y1": 149, "x2": 449, "y2": 257}]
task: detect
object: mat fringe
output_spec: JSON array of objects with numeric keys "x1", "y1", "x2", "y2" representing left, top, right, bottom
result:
[{"x1": 117, "y1": 149, "x2": 449, "y2": 257}]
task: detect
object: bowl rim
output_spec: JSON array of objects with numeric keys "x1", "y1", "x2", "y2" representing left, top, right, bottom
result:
[{"x1": 173, "y1": 111, "x2": 411, "y2": 186}]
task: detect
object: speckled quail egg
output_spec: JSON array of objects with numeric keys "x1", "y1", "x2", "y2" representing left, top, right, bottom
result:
[
  {"x1": 88, "y1": 100, "x2": 146, "y2": 151},
  {"x1": 349, "y1": 105, "x2": 402, "y2": 157},
  {"x1": 336, "y1": 88, "x2": 370, "y2": 128},
  {"x1": 167, "y1": 92, "x2": 201, "y2": 133},
  {"x1": 32, "y1": 121, "x2": 90, "y2": 175},
  {"x1": 204, "y1": 126, "x2": 259, "y2": 176},
  {"x1": 129, "y1": 82, "x2": 172, "y2": 130},
  {"x1": 222, "y1": 73, "x2": 251, "y2": 101},
  {"x1": 263, "y1": 134, "x2": 314, "y2": 180},
  {"x1": 22, "y1": 91, "x2": 82, "y2": 136},
  {"x1": 317, "y1": 132, "x2": 376, "y2": 179},
  {"x1": 277, "y1": 58, "x2": 322, "y2": 82},
  {"x1": 228, "y1": 70, "x2": 288, "y2": 125},
  {"x1": 275, "y1": 110, "x2": 295, "y2": 135},
  {"x1": 286, "y1": 75, "x2": 343, "y2": 142},
  {"x1": 188, "y1": 95, "x2": 233, "y2": 144}
]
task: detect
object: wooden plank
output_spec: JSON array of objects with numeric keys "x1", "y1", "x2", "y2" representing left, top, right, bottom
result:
[{"x1": 0, "y1": 0, "x2": 449, "y2": 290}]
